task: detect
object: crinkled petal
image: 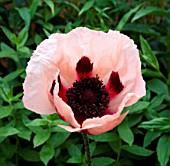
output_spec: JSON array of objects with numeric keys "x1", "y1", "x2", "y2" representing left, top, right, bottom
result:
[
  {"x1": 86, "y1": 112, "x2": 128, "y2": 135},
  {"x1": 58, "y1": 123, "x2": 102, "y2": 133},
  {"x1": 23, "y1": 38, "x2": 59, "y2": 114}
]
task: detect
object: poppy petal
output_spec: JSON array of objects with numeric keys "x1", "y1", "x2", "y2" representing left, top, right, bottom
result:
[
  {"x1": 86, "y1": 111, "x2": 128, "y2": 135},
  {"x1": 23, "y1": 39, "x2": 59, "y2": 114}
]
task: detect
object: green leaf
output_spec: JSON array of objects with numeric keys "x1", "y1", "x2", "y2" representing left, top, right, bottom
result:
[
  {"x1": 116, "y1": 3, "x2": 143, "y2": 31},
  {"x1": 157, "y1": 135, "x2": 170, "y2": 166},
  {"x1": 123, "y1": 23, "x2": 160, "y2": 36},
  {"x1": 19, "y1": 149, "x2": 40, "y2": 162},
  {"x1": 67, "y1": 157, "x2": 83, "y2": 164},
  {"x1": 26, "y1": 119, "x2": 50, "y2": 126},
  {"x1": 90, "y1": 142, "x2": 96, "y2": 155},
  {"x1": 0, "y1": 140, "x2": 17, "y2": 158},
  {"x1": 0, "y1": 51, "x2": 19, "y2": 63},
  {"x1": 34, "y1": 34, "x2": 42, "y2": 45},
  {"x1": 127, "y1": 101, "x2": 149, "y2": 114},
  {"x1": 122, "y1": 145, "x2": 153, "y2": 156},
  {"x1": 79, "y1": 0, "x2": 95, "y2": 16},
  {"x1": 88, "y1": 133, "x2": 119, "y2": 142},
  {"x1": 139, "y1": 117, "x2": 170, "y2": 132},
  {"x1": 16, "y1": 7, "x2": 30, "y2": 27},
  {"x1": 118, "y1": 120, "x2": 134, "y2": 146},
  {"x1": 62, "y1": 1, "x2": 79, "y2": 12},
  {"x1": 30, "y1": 0, "x2": 40, "y2": 18},
  {"x1": 0, "y1": 106, "x2": 13, "y2": 119},
  {"x1": 43, "y1": 28, "x2": 51, "y2": 37},
  {"x1": 0, "y1": 26, "x2": 17, "y2": 44},
  {"x1": 33, "y1": 129, "x2": 51, "y2": 147},
  {"x1": 132, "y1": 7, "x2": 170, "y2": 22},
  {"x1": 109, "y1": 138, "x2": 121, "y2": 154},
  {"x1": 144, "y1": 131, "x2": 161, "y2": 147},
  {"x1": 3, "y1": 69, "x2": 24, "y2": 82},
  {"x1": 44, "y1": 0, "x2": 55, "y2": 16},
  {"x1": 92, "y1": 157, "x2": 115, "y2": 166},
  {"x1": 142, "y1": 69, "x2": 166, "y2": 80},
  {"x1": 150, "y1": 94, "x2": 165, "y2": 109},
  {"x1": 140, "y1": 35, "x2": 159, "y2": 71},
  {"x1": 40, "y1": 143, "x2": 54, "y2": 166},
  {"x1": 67, "y1": 143, "x2": 82, "y2": 157},
  {"x1": 48, "y1": 132, "x2": 70, "y2": 148},
  {"x1": 147, "y1": 78, "x2": 170, "y2": 101},
  {"x1": 128, "y1": 114, "x2": 143, "y2": 127},
  {"x1": 1, "y1": 43, "x2": 15, "y2": 52},
  {"x1": 0, "y1": 127, "x2": 19, "y2": 137},
  {"x1": 17, "y1": 26, "x2": 29, "y2": 48}
]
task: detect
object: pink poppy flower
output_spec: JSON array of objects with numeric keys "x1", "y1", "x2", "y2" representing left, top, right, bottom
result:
[{"x1": 23, "y1": 27, "x2": 146, "y2": 135}]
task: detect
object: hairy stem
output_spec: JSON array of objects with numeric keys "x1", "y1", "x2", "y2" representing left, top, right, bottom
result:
[{"x1": 82, "y1": 132, "x2": 92, "y2": 166}]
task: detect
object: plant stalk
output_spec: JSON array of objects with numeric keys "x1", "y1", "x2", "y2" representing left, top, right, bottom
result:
[{"x1": 82, "y1": 132, "x2": 92, "y2": 166}]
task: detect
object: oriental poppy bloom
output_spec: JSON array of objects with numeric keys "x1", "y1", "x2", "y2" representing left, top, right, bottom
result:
[{"x1": 23, "y1": 27, "x2": 145, "y2": 135}]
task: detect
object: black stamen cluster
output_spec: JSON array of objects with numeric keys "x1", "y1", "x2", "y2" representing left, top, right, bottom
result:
[{"x1": 66, "y1": 76, "x2": 110, "y2": 120}]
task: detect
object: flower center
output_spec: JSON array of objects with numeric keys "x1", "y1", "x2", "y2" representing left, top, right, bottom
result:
[{"x1": 66, "y1": 76, "x2": 110, "y2": 121}]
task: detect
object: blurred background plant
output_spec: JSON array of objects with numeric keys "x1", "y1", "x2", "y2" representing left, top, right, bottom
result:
[{"x1": 0, "y1": 0, "x2": 170, "y2": 166}]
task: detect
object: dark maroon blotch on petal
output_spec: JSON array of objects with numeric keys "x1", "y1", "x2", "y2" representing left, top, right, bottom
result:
[
  {"x1": 50, "y1": 80, "x2": 56, "y2": 95},
  {"x1": 50, "y1": 76, "x2": 68, "y2": 102},
  {"x1": 107, "y1": 71, "x2": 124, "y2": 99},
  {"x1": 58, "y1": 75, "x2": 68, "y2": 102},
  {"x1": 76, "y1": 56, "x2": 93, "y2": 78}
]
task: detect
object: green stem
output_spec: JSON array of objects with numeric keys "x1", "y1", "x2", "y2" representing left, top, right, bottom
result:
[{"x1": 82, "y1": 132, "x2": 92, "y2": 166}]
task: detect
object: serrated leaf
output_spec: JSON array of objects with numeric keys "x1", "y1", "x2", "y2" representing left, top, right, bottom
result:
[
  {"x1": 157, "y1": 135, "x2": 170, "y2": 166},
  {"x1": 140, "y1": 35, "x2": 159, "y2": 71},
  {"x1": 79, "y1": 0, "x2": 95, "y2": 16},
  {"x1": 143, "y1": 131, "x2": 161, "y2": 147},
  {"x1": 122, "y1": 145, "x2": 153, "y2": 156},
  {"x1": 92, "y1": 157, "x2": 115, "y2": 166},
  {"x1": 118, "y1": 120, "x2": 134, "y2": 146},
  {"x1": 116, "y1": 3, "x2": 143, "y2": 31},
  {"x1": 40, "y1": 143, "x2": 54, "y2": 166},
  {"x1": 33, "y1": 129, "x2": 51, "y2": 147}
]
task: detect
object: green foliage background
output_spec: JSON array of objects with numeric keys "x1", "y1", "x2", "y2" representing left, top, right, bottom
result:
[{"x1": 0, "y1": 0, "x2": 170, "y2": 165}]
